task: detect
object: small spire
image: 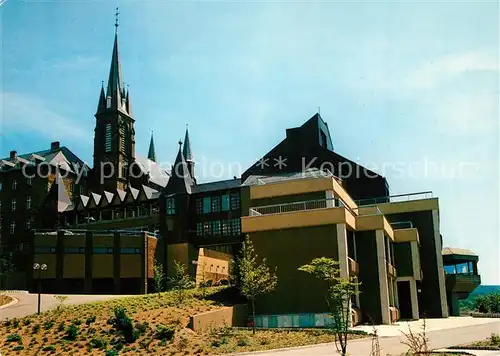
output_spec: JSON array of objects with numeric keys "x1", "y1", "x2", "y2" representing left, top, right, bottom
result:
[
  {"x1": 148, "y1": 132, "x2": 156, "y2": 162},
  {"x1": 183, "y1": 125, "x2": 193, "y2": 162},
  {"x1": 96, "y1": 82, "x2": 106, "y2": 113}
]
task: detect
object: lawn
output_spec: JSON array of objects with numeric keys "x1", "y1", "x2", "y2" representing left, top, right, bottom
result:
[
  {"x1": 459, "y1": 333, "x2": 500, "y2": 350},
  {"x1": 0, "y1": 287, "x2": 366, "y2": 355}
]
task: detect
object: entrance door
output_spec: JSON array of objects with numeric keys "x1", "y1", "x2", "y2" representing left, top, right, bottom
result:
[{"x1": 397, "y1": 281, "x2": 412, "y2": 320}]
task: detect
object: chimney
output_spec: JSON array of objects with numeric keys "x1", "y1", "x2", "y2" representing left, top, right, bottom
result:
[
  {"x1": 51, "y1": 141, "x2": 60, "y2": 151},
  {"x1": 9, "y1": 150, "x2": 17, "y2": 159}
]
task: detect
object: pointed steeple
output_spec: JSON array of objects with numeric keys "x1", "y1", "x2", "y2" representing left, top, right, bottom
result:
[
  {"x1": 106, "y1": 32, "x2": 124, "y2": 102},
  {"x1": 125, "y1": 87, "x2": 132, "y2": 115},
  {"x1": 96, "y1": 82, "x2": 106, "y2": 113},
  {"x1": 166, "y1": 141, "x2": 194, "y2": 194},
  {"x1": 148, "y1": 132, "x2": 156, "y2": 162},
  {"x1": 182, "y1": 125, "x2": 193, "y2": 162}
]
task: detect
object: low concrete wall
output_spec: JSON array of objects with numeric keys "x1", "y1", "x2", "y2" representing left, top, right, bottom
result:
[{"x1": 189, "y1": 304, "x2": 247, "y2": 332}]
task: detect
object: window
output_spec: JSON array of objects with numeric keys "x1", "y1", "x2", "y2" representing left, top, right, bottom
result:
[
  {"x1": 231, "y1": 218, "x2": 241, "y2": 235},
  {"x1": 26, "y1": 219, "x2": 31, "y2": 231},
  {"x1": 212, "y1": 220, "x2": 221, "y2": 236},
  {"x1": 121, "y1": 247, "x2": 141, "y2": 254},
  {"x1": 105, "y1": 123, "x2": 112, "y2": 153},
  {"x1": 203, "y1": 221, "x2": 211, "y2": 235},
  {"x1": 230, "y1": 193, "x2": 240, "y2": 210},
  {"x1": 64, "y1": 247, "x2": 85, "y2": 254},
  {"x1": 93, "y1": 247, "x2": 114, "y2": 254},
  {"x1": 12, "y1": 180, "x2": 17, "y2": 191},
  {"x1": 11, "y1": 199, "x2": 16, "y2": 212},
  {"x1": 211, "y1": 196, "x2": 221, "y2": 213},
  {"x1": 202, "y1": 197, "x2": 211, "y2": 214},
  {"x1": 221, "y1": 194, "x2": 230, "y2": 211},
  {"x1": 166, "y1": 198, "x2": 176, "y2": 215},
  {"x1": 196, "y1": 199, "x2": 203, "y2": 214},
  {"x1": 0, "y1": 182, "x2": 3, "y2": 191},
  {"x1": 222, "y1": 220, "x2": 230, "y2": 236},
  {"x1": 0, "y1": 201, "x2": 2, "y2": 212},
  {"x1": 196, "y1": 222, "x2": 203, "y2": 236},
  {"x1": 10, "y1": 221, "x2": 15, "y2": 234},
  {"x1": 121, "y1": 162, "x2": 128, "y2": 179},
  {"x1": 119, "y1": 123, "x2": 130, "y2": 154},
  {"x1": 35, "y1": 247, "x2": 56, "y2": 254},
  {"x1": 27, "y1": 177, "x2": 32, "y2": 186},
  {"x1": 26, "y1": 196, "x2": 32, "y2": 210},
  {"x1": 444, "y1": 265, "x2": 456, "y2": 274},
  {"x1": 80, "y1": 185, "x2": 84, "y2": 195}
]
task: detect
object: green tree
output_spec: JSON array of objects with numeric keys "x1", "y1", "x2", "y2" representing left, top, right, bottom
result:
[
  {"x1": 153, "y1": 260, "x2": 166, "y2": 296},
  {"x1": 298, "y1": 257, "x2": 360, "y2": 356},
  {"x1": 0, "y1": 253, "x2": 15, "y2": 290},
  {"x1": 237, "y1": 235, "x2": 278, "y2": 335},
  {"x1": 168, "y1": 261, "x2": 194, "y2": 304}
]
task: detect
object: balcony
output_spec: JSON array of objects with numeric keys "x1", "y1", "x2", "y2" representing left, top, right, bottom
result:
[
  {"x1": 348, "y1": 257, "x2": 359, "y2": 276},
  {"x1": 356, "y1": 191, "x2": 433, "y2": 206},
  {"x1": 445, "y1": 274, "x2": 481, "y2": 294},
  {"x1": 386, "y1": 261, "x2": 397, "y2": 278},
  {"x1": 243, "y1": 198, "x2": 356, "y2": 233}
]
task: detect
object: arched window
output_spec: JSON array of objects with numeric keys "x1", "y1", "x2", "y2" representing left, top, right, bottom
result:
[{"x1": 105, "y1": 123, "x2": 112, "y2": 153}]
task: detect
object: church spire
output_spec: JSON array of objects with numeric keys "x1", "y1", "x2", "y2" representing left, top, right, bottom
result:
[
  {"x1": 96, "y1": 81, "x2": 106, "y2": 113},
  {"x1": 183, "y1": 125, "x2": 195, "y2": 179},
  {"x1": 148, "y1": 132, "x2": 156, "y2": 162},
  {"x1": 166, "y1": 141, "x2": 194, "y2": 194}
]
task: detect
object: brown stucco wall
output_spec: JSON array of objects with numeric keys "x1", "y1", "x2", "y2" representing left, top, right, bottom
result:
[
  {"x1": 250, "y1": 225, "x2": 339, "y2": 314},
  {"x1": 189, "y1": 304, "x2": 248, "y2": 332}
]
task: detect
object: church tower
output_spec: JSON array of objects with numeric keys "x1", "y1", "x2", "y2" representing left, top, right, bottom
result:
[{"x1": 93, "y1": 10, "x2": 135, "y2": 192}]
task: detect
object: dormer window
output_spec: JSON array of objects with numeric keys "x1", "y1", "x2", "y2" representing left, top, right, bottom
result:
[{"x1": 166, "y1": 198, "x2": 176, "y2": 215}]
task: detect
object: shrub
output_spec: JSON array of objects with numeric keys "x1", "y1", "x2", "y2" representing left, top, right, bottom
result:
[
  {"x1": 32, "y1": 324, "x2": 40, "y2": 334},
  {"x1": 237, "y1": 337, "x2": 248, "y2": 346},
  {"x1": 57, "y1": 321, "x2": 65, "y2": 332},
  {"x1": 6, "y1": 333, "x2": 22, "y2": 343},
  {"x1": 72, "y1": 318, "x2": 82, "y2": 326},
  {"x1": 85, "y1": 315, "x2": 96, "y2": 325},
  {"x1": 211, "y1": 336, "x2": 229, "y2": 347},
  {"x1": 13, "y1": 345, "x2": 25, "y2": 351},
  {"x1": 491, "y1": 333, "x2": 500, "y2": 345},
  {"x1": 12, "y1": 318, "x2": 19, "y2": 328},
  {"x1": 90, "y1": 337, "x2": 107, "y2": 349},
  {"x1": 219, "y1": 279, "x2": 230, "y2": 286},
  {"x1": 23, "y1": 318, "x2": 32, "y2": 326},
  {"x1": 110, "y1": 306, "x2": 138, "y2": 343},
  {"x1": 105, "y1": 350, "x2": 119, "y2": 356},
  {"x1": 42, "y1": 345, "x2": 56, "y2": 352},
  {"x1": 135, "y1": 321, "x2": 149, "y2": 335},
  {"x1": 474, "y1": 293, "x2": 500, "y2": 314},
  {"x1": 65, "y1": 324, "x2": 80, "y2": 341},
  {"x1": 155, "y1": 324, "x2": 175, "y2": 341},
  {"x1": 44, "y1": 320, "x2": 55, "y2": 330}
]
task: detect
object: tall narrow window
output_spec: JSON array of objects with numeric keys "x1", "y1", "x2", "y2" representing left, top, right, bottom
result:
[
  {"x1": 230, "y1": 192, "x2": 240, "y2": 210},
  {"x1": 221, "y1": 194, "x2": 230, "y2": 211},
  {"x1": 0, "y1": 182, "x2": 3, "y2": 191},
  {"x1": 26, "y1": 219, "x2": 31, "y2": 231},
  {"x1": 11, "y1": 199, "x2": 16, "y2": 212},
  {"x1": 105, "y1": 123, "x2": 112, "y2": 153},
  {"x1": 211, "y1": 196, "x2": 221, "y2": 212},
  {"x1": 231, "y1": 218, "x2": 241, "y2": 235},
  {"x1": 27, "y1": 177, "x2": 32, "y2": 186},
  {"x1": 202, "y1": 197, "x2": 211, "y2": 214},
  {"x1": 26, "y1": 196, "x2": 32, "y2": 209},
  {"x1": 196, "y1": 199, "x2": 203, "y2": 214},
  {"x1": 10, "y1": 221, "x2": 15, "y2": 235},
  {"x1": 212, "y1": 220, "x2": 221, "y2": 236},
  {"x1": 166, "y1": 198, "x2": 176, "y2": 215},
  {"x1": 12, "y1": 180, "x2": 17, "y2": 191}
]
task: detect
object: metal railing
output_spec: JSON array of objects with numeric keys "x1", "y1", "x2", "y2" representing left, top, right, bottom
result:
[
  {"x1": 390, "y1": 221, "x2": 414, "y2": 229},
  {"x1": 249, "y1": 198, "x2": 334, "y2": 216},
  {"x1": 356, "y1": 191, "x2": 433, "y2": 206}
]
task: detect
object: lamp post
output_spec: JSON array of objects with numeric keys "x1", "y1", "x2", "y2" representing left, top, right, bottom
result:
[{"x1": 33, "y1": 263, "x2": 47, "y2": 315}]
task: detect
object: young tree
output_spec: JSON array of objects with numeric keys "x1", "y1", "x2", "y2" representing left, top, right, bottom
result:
[
  {"x1": 237, "y1": 235, "x2": 278, "y2": 335},
  {"x1": 0, "y1": 254, "x2": 15, "y2": 290},
  {"x1": 298, "y1": 257, "x2": 360, "y2": 356},
  {"x1": 153, "y1": 260, "x2": 166, "y2": 296},
  {"x1": 168, "y1": 261, "x2": 194, "y2": 305}
]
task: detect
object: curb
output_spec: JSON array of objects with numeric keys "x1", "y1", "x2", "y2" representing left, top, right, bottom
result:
[
  {"x1": 0, "y1": 296, "x2": 19, "y2": 310},
  {"x1": 225, "y1": 335, "x2": 371, "y2": 355}
]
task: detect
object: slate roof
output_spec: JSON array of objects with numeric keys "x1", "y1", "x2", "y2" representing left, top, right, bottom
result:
[
  {"x1": 192, "y1": 178, "x2": 241, "y2": 193},
  {"x1": 0, "y1": 146, "x2": 86, "y2": 170},
  {"x1": 135, "y1": 155, "x2": 170, "y2": 188}
]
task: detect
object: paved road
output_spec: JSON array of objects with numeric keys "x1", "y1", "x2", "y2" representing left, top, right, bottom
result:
[
  {"x1": 249, "y1": 320, "x2": 500, "y2": 356},
  {"x1": 0, "y1": 293, "x2": 126, "y2": 320}
]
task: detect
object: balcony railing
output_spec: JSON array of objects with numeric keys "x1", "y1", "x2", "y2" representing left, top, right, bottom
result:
[
  {"x1": 356, "y1": 191, "x2": 433, "y2": 207},
  {"x1": 249, "y1": 199, "x2": 332, "y2": 216},
  {"x1": 348, "y1": 257, "x2": 359, "y2": 276},
  {"x1": 390, "y1": 221, "x2": 414, "y2": 229}
]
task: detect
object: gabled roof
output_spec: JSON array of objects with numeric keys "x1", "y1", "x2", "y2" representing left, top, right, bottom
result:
[
  {"x1": 135, "y1": 155, "x2": 170, "y2": 188},
  {"x1": 76, "y1": 195, "x2": 90, "y2": 211},
  {"x1": 165, "y1": 143, "x2": 194, "y2": 194},
  {"x1": 142, "y1": 184, "x2": 160, "y2": 200},
  {"x1": 126, "y1": 186, "x2": 139, "y2": 203},
  {"x1": 114, "y1": 189, "x2": 127, "y2": 204},
  {"x1": 0, "y1": 146, "x2": 86, "y2": 172},
  {"x1": 103, "y1": 191, "x2": 114, "y2": 204}
]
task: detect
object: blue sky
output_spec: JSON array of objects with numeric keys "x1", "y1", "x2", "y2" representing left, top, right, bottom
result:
[{"x1": 1, "y1": 1, "x2": 498, "y2": 284}]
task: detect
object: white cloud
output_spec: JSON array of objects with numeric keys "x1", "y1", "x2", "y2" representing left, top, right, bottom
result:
[
  {"x1": 0, "y1": 92, "x2": 89, "y2": 142},
  {"x1": 406, "y1": 51, "x2": 499, "y2": 89}
]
